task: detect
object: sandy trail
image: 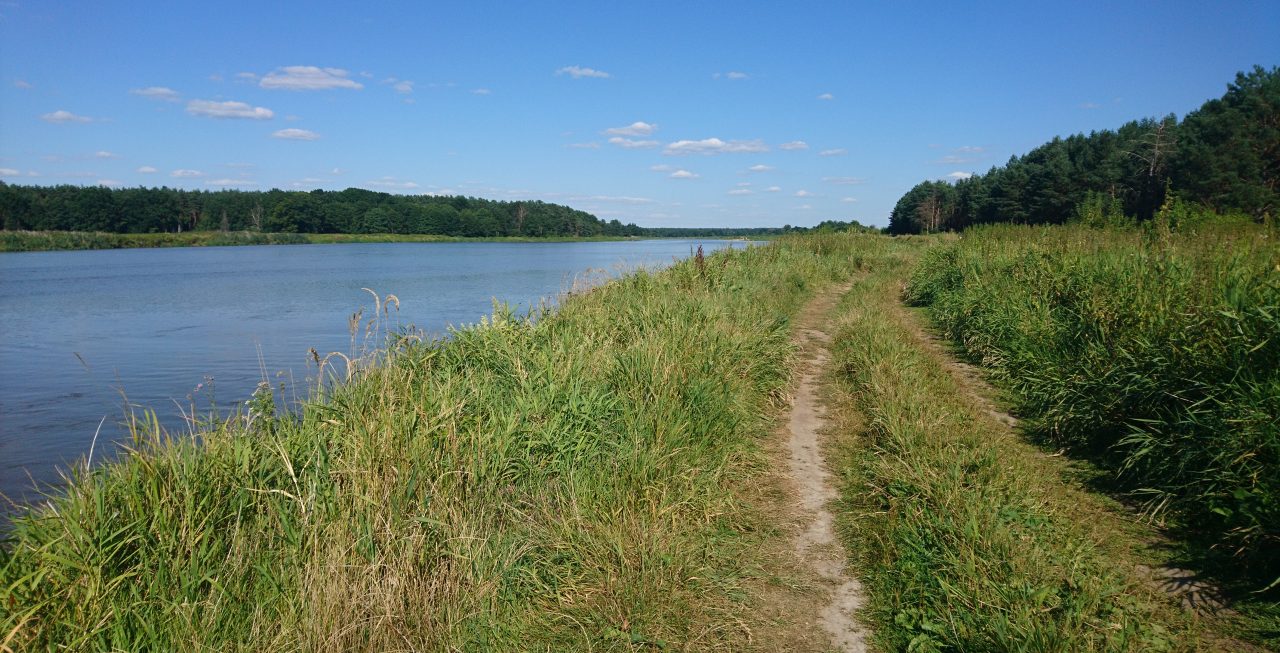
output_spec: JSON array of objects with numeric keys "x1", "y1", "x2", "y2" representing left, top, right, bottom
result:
[{"x1": 783, "y1": 284, "x2": 869, "y2": 652}]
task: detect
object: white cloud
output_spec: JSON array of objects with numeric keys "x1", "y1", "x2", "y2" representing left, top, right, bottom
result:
[
  {"x1": 566, "y1": 142, "x2": 600, "y2": 149},
  {"x1": 187, "y1": 99, "x2": 274, "y2": 120},
  {"x1": 272, "y1": 128, "x2": 320, "y2": 140},
  {"x1": 764, "y1": 185, "x2": 781, "y2": 192},
  {"x1": 736, "y1": 182, "x2": 752, "y2": 187},
  {"x1": 935, "y1": 155, "x2": 975, "y2": 164},
  {"x1": 259, "y1": 66, "x2": 363, "y2": 91},
  {"x1": 669, "y1": 169, "x2": 699, "y2": 179},
  {"x1": 747, "y1": 164, "x2": 774, "y2": 172},
  {"x1": 604, "y1": 121, "x2": 657, "y2": 136},
  {"x1": 97, "y1": 179, "x2": 121, "y2": 187},
  {"x1": 664, "y1": 137, "x2": 768, "y2": 155},
  {"x1": 778, "y1": 140, "x2": 808, "y2": 151},
  {"x1": 41, "y1": 110, "x2": 92, "y2": 123},
  {"x1": 841, "y1": 197, "x2": 859, "y2": 203},
  {"x1": 393, "y1": 80, "x2": 414, "y2": 94},
  {"x1": 650, "y1": 164, "x2": 672, "y2": 172},
  {"x1": 728, "y1": 188, "x2": 754, "y2": 195},
  {"x1": 137, "y1": 166, "x2": 157, "y2": 173},
  {"x1": 556, "y1": 65, "x2": 610, "y2": 79},
  {"x1": 955, "y1": 145, "x2": 984, "y2": 153},
  {"x1": 205, "y1": 179, "x2": 259, "y2": 187},
  {"x1": 14, "y1": 80, "x2": 32, "y2": 89},
  {"x1": 235, "y1": 72, "x2": 258, "y2": 82},
  {"x1": 0, "y1": 168, "x2": 18, "y2": 175},
  {"x1": 94, "y1": 150, "x2": 119, "y2": 159},
  {"x1": 571, "y1": 195, "x2": 654, "y2": 205},
  {"x1": 947, "y1": 171, "x2": 973, "y2": 180},
  {"x1": 131, "y1": 86, "x2": 181, "y2": 102},
  {"x1": 608, "y1": 136, "x2": 659, "y2": 149},
  {"x1": 818, "y1": 148, "x2": 848, "y2": 157},
  {"x1": 171, "y1": 169, "x2": 204, "y2": 178},
  {"x1": 822, "y1": 176, "x2": 865, "y2": 185},
  {"x1": 817, "y1": 93, "x2": 834, "y2": 101},
  {"x1": 366, "y1": 177, "x2": 420, "y2": 190},
  {"x1": 799, "y1": 204, "x2": 813, "y2": 210},
  {"x1": 794, "y1": 190, "x2": 812, "y2": 197},
  {"x1": 471, "y1": 88, "x2": 491, "y2": 95}
]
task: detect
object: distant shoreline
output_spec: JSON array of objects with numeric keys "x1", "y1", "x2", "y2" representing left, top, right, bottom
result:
[{"x1": 0, "y1": 230, "x2": 684, "y2": 253}]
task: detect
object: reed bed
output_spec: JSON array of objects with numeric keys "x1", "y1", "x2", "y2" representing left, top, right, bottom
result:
[
  {"x1": 0, "y1": 241, "x2": 853, "y2": 650},
  {"x1": 903, "y1": 218, "x2": 1279, "y2": 623}
]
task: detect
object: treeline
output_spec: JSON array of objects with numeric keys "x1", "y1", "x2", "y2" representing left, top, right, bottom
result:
[
  {"x1": 0, "y1": 185, "x2": 645, "y2": 238},
  {"x1": 889, "y1": 66, "x2": 1278, "y2": 234},
  {"x1": 646, "y1": 219, "x2": 874, "y2": 238}
]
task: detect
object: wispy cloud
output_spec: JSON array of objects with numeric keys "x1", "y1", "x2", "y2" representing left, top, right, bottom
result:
[
  {"x1": 818, "y1": 148, "x2": 847, "y2": 157},
  {"x1": 93, "y1": 150, "x2": 119, "y2": 159},
  {"x1": 841, "y1": 197, "x2": 859, "y2": 203},
  {"x1": 187, "y1": 99, "x2": 273, "y2": 120},
  {"x1": 235, "y1": 72, "x2": 258, "y2": 82},
  {"x1": 669, "y1": 169, "x2": 699, "y2": 179},
  {"x1": 272, "y1": 128, "x2": 319, "y2": 140},
  {"x1": 934, "y1": 155, "x2": 975, "y2": 164},
  {"x1": 570, "y1": 195, "x2": 655, "y2": 205},
  {"x1": 1080, "y1": 102, "x2": 1101, "y2": 110},
  {"x1": 822, "y1": 176, "x2": 865, "y2": 185},
  {"x1": 747, "y1": 164, "x2": 774, "y2": 172},
  {"x1": 0, "y1": 168, "x2": 19, "y2": 176},
  {"x1": 366, "y1": 177, "x2": 420, "y2": 190},
  {"x1": 764, "y1": 185, "x2": 781, "y2": 192},
  {"x1": 130, "y1": 86, "x2": 181, "y2": 102},
  {"x1": 41, "y1": 110, "x2": 93, "y2": 123},
  {"x1": 393, "y1": 80, "x2": 414, "y2": 94},
  {"x1": 557, "y1": 65, "x2": 610, "y2": 79},
  {"x1": 794, "y1": 189, "x2": 812, "y2": 197},
  {"x1": 650, "y1": 164, "x2": 672, "y2": 172},
  {"x1": 728, "y1": 188, "x2": 754, "y2": 195},
  {"x1": 205, "y1": 179, "x2": 259, "y2": 187},
  {"x1": 817, "y1": 92, "x2": 834, "y2": 100},
  {"x1": 13, "y1": 80, "x2": 32, "y2": 89},
  {"x1": 137, "y1": 166, "x2": 157, "y2": 173},
  {"x1": 714, "y1": 71, "x2": 750, "y2": 80},
  {"x1": 778, "y1": 140, "x2": 808, "y2": 151},
  {"x1": 955, "y1": 145, "x2": 984, "y2": 153},
  {"x1": 260, "y1": 66, "x2": 363, "y2": 91},
  {"x1": 566, "y1": 142, "x2": 600, "y2": 149},
  {"x1": 608, "y1": 136, "x2": 659, "y2": 149},
  {"x1": 97, "y1": 179, "x2": 121, "y2": 187},
  {"x1": 664, "y1": 138, "x2": 768, "y2": 155},
  {"x1": 171, "y1": 169, "x2": 204, "y2": 178},
  {"x1": 471, "y1": 88, "x2": 491, "y2": 95},
  {"x1": 946, "y1": 171, "x2": 973, "y2": 180},
  {"x1": 604, "y1": 121, "x2": 657, "y2": 136}
]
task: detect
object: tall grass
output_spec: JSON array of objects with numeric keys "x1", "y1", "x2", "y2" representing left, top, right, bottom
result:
[
  {"x1": 826, "y1": 236, "x2": 1204, "y2": 651},
  {"x1": 903, "y1": 217, "x2": 1280, "y2": 593},
  {"x1": 0, "y1": 242, "x2": 853, "y2": 650}
]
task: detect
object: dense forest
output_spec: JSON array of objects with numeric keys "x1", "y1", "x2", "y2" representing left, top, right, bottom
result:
[
  {"x1": 0, "y1": 185, "x2": 645, "y2": 238},
  {"x1": 889, "y1": 66, "x2": 1279, "y2": 234}
]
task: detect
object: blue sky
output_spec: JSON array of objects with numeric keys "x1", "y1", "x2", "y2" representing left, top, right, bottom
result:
[{"x1": 1, "y1": 1, "x2": 1276, "y2": 228}]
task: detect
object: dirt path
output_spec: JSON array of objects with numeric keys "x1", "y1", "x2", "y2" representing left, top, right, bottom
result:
[{"x1": 781, "y1": 283, "x2": 869, "y2": 652}]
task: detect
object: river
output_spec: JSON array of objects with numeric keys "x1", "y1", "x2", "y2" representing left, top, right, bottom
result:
[{"x1": 0, "y1": 239, "x2": 748, "y2": 505}]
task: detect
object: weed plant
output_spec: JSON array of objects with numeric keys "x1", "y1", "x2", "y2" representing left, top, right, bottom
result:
[
  {"x1": 0, "y1": 242, "x2": 852, "y2": 650},
  {"x1": 904, "y1": 214, "x2": 1280, "y2": 596}
]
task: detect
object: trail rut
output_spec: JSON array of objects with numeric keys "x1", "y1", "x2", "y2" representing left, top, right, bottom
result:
[{"x1": 782, "y1": 284, "x2": 869, "y2": 652}]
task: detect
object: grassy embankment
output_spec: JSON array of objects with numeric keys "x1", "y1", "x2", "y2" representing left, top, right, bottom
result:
[
  {"x1": 0, "y1": 230, "x2": 639, "y2": 252},
  {"x1": 811, "y1": 221, "x2": 1277, "y2": 650},
  {"x1": 899, "y1": 215, "x2": 1279, "y2": 644},
  {"x1": 0, "y1": 242, "x2": 851, "y2": 650}
]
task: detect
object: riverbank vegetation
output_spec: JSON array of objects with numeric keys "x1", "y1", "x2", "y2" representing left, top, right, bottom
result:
[
  {"x1": 0, "y1": 240, "x2": 855, "y2": 650},
  {"x1": 888, "y1": 66, "x2": 1277, "y2": 234},
  {"x1": 0, "y1": 229, "x2": 642, "y2": 252}
]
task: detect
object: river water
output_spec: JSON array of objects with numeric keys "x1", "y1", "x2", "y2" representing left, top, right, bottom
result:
[{"x1": 0, "y1": 239, "x2": 746, "y2": 505}]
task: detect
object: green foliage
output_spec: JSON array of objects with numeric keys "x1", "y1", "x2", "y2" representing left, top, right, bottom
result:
[
  {"x1": 0, "y1": 182, "x2": 643, "y2": 239},
  {"x1": 888, "y1": 66, "x2": 1279, "y2": 234},
  {"x1": 0, "y1": 241, "x2": 858, "y2": 650},
  {"x1": 904, "y1": 220, "x2": 1280, "y2": 594},
  {"x1": 830, "y1": 240, "x2": 1202, "y2": 651}
]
